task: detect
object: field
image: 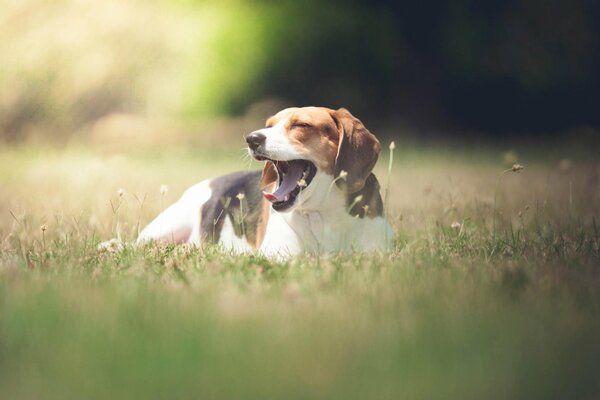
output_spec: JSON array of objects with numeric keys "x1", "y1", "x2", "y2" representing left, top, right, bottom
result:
[{"x1": 1, "y1": 141, "x2": 599, "y2": 399}]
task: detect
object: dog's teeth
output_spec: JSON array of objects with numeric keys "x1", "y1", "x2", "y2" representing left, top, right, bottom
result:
[{"x1": 284, "y1": 195, "x2": 289, "y2": 201}]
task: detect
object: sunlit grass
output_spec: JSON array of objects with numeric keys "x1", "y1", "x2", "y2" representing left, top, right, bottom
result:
[{"x1": 1, "y1": 143, "x2": 599, "y2": 399}]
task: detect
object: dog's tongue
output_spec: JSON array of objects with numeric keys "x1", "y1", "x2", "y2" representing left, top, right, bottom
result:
[{"x1": 263, "y1": 161, "x2": 304, "y2": 203}]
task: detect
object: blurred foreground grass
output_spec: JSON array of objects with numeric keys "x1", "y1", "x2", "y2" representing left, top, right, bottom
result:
[{"x1": 1, "y1": 143, "x2": 599, "y2": 399}]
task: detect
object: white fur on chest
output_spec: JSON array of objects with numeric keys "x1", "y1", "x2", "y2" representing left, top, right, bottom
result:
[
  {"x1": 260, "y1": 208, "x2": 392, "y2": 257},
  {"x1": 259, "y1": 172, "x2": 392, "y2": 257}
]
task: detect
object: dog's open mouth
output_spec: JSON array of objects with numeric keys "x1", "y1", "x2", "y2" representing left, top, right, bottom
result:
[{"x1": 262, "y1": 159, "x2": 317, "y2": 211}]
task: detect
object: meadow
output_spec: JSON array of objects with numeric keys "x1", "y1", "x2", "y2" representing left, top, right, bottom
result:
[{"x1": 0, "y1": 140, "x2": 599, "y2": 399}]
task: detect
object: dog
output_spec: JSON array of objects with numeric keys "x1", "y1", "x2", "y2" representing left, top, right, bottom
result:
[{"x1": 135, "y1": 106, "x2": 393, "y2": 257}]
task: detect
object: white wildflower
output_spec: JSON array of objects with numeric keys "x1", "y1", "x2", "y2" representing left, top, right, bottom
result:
[
  {"x1": 511, "y1": 164, "x2": 524, "y2": 172},
  {"x1": 97, "y1": 238, "x2": 123, "y2": 254}
]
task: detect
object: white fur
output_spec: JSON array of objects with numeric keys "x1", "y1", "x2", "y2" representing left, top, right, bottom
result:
[
  {"x1": 259, "y1": 170, "x2": 393, "y2": 258},
  {"x1": 136, "y1": 180, "x2": 212, "y2": 245},
  {"x1": 218, "y1": 215, "x2": 254, "y2": 253},
  {"x1": 250, "y1": 119, "x2": 305, "y2": 161}
]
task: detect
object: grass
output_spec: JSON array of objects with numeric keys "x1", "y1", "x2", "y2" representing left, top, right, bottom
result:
[{"x1": 0, "y1": 143, "x2": 599, "y2": 399}]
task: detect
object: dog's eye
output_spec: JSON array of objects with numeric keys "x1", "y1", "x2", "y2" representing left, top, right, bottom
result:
[{"x1": 292, "y1": 123, "x2": 311, "y2": 129}]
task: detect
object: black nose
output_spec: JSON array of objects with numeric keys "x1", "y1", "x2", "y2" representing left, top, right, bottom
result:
[{"x1": 245, "y1": 132, "x2": 266, "y2": 151}]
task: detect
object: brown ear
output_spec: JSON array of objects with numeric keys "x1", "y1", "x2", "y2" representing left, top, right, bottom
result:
[
  {"x1": 260, "y1": 161, "x2": 278, "y2": 189},
  {"x1": 331, "y1": 108, "x2": 381, "y2": 193}
]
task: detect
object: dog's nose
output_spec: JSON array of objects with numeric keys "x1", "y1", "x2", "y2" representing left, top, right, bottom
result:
[{"x1": 245, "y1": 132, "x2": 266, "y2": 151}]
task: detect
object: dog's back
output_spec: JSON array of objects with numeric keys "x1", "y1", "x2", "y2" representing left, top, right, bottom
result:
[{"x1": 137, "y1": 170, "x2": 268, "y2": 250}]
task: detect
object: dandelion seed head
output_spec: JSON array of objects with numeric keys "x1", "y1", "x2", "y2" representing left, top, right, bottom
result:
[
  {"x1": 40, "y1": 224, "x2": 47, "y2": 232},
  {"x1": 236, "y1": 193, "x2": 245, "y2": 200},
  {"x1": 511, "y1": 163, "x2": 524, "y2": 172},
  {"x1": 97, "y1": 238, "x2": 123, "y2": 254}
]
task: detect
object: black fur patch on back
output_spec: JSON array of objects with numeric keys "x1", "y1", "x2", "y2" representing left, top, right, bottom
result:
[{"x1": 200, "y1": 170, "x2": 263, "y2": 245}]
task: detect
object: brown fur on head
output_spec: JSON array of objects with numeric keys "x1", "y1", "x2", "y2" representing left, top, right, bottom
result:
[
  {"x1": 329, "y1": 107, "x2": 380, "y2": 193},
  {"x1": 259, "y1": 106, "x2": 380, "y2": 193}
]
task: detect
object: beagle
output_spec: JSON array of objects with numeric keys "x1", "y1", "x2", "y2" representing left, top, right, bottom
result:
[{"x1": 136, "y1": 107, "x2": 393, "y2": 257}]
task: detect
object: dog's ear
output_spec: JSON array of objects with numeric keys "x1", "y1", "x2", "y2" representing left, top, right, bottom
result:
[
  {"x1": 260, "y1": 161, "x2": 278, "y2": 190},
  {"x1": 330, "y1": 108, "x2": 381, "y2": 193}
]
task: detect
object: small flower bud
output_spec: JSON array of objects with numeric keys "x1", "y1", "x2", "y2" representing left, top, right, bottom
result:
[
  {"x1": 236, "y1": 192, "x2": 245, "y2": 200},
  {"x1": 511, "y1": 164, "x2": 524, "y2": 172},
  {"x1": 389, "y1": 141, "x2": 396, "y2": 150},
  {"x1": 40, "y1": 224, "x2": 47, "y2": 232}
]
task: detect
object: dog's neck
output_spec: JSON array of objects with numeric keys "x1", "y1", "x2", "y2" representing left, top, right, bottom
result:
[
  {"x1": 294, "y1": 171, "x2": 347, "y2": 214},
  {"x1": 293, "y1": 171, "x2": 384, "y2": 218}
]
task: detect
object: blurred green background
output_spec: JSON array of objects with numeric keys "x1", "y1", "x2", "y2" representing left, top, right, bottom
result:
[{"x1": 2, "y1": 0, "x2": 599, "y2": 145}]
